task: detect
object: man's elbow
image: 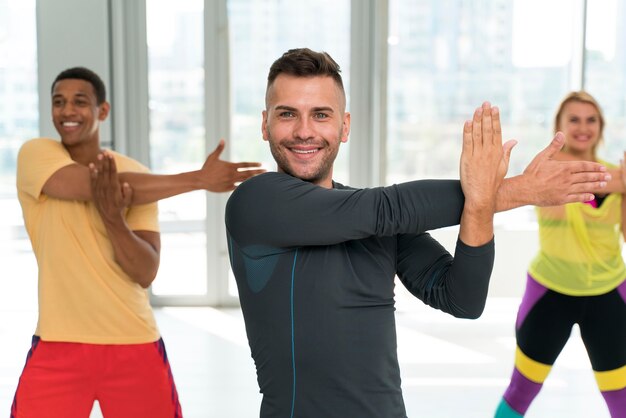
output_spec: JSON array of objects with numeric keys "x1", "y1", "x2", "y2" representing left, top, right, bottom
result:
[
  {"x1": 134, "y1": 271, "x2": 157, "y2": 289},
  {"x1": 450, "y1": 301, "x2": 486, "y2": 320},
  {"x1": 128, "y1": 261, "x2": 159, "y2": 289},
  {"x1": 461, "y1": 307, "x2": 485, "y2": 320}
]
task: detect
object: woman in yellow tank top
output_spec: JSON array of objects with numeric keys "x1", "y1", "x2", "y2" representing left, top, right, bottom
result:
[{"x1": 495, "y1": 92, "x2": 626, "y2": 417}]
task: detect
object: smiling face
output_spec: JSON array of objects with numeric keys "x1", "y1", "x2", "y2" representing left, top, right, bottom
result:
[
  {"x1": 51, "y1": 78, "x2": 109, "y2": 153},
  {"x1": 262, "y1": 74, "x2": 350, "y2": 188},
  {"x1": 557, "y1": 100, "x2": 603, "y2": 160}
]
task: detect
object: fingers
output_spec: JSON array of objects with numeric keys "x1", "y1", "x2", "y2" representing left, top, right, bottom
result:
[
  {"x1": 568, "y1": 170, "x2": 610, "y2": 186},
  {"x1": 89, "y1": 152, "x2": 127, "y2": 207},
  {"x1": 208, "y1": 139, "x2": 226, "y2": 160},
  {"x1": 540, "y1": 132, "x2": 566, "y2": 160},
  {"x1": 236, "y1": 168, "x2": 266, "y2": 182},
  {"x1": 492, "y1": 106, "x2": 502, "y2": 146},
  {"x1": 233, "y1": 162, "x2": 264, "y2": 169},
  {"x1": 566, "y1": 160, "x2": 608, "y2": 174},
  {"x1": 472, "y1": 106, "x2": 483, "y2": 148},
  {"x1": 462, "y1": 120, "x2": 472, "y2": 152},
  {"x1": 470, "y1": 102, "x2": 498, "y2": 148},
  {"x1": 481, "y1": 102, "x2": 493, "y2": 146},
  {"x1": 502, "y1": 139, "x2": 517, "y2": 165},
  {"x1": 106, "y1": 152, "x2": 118, "y2": 180},
  {"x1": 100, "y1": 153, "x2": 113, "y2": 183},
  {"x1": 563, "y1": 193, "x2": 596, "y2": 204},
  {"x1": 121, "y1": 182, "x2": 133, "y2": 206}
]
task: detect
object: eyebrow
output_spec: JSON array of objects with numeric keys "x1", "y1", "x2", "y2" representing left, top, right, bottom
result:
[
  {"x1": 311, "y1": 106, "x2": 335, "y2": 113},
  {"x1": 52, "y1": 92, "x2": 90, "y2": 100},
  {"x1": 568, "y1": 114, "x2": 597, "y2": 119},
  {"x1": 274, "y1": 105, "x2": 335, "y2": 113}
]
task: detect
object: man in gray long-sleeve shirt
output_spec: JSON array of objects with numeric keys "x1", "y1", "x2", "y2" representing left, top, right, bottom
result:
[{"x1": 225, "y1": 48, "x2": 610, "y2": 417}]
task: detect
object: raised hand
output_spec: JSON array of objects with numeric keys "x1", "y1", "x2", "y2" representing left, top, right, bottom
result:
[
  {"x1": 517, "y1": 132, "x2": 609, "y2": 206},
  {"x1": 201, "y1": 140, "x2": 266, "y2": 192},
  {"x1": 460, "y1": 102, "x2": 516, "y2": 213},
  {"x1": 459, "y1": 102, "x2": 516, "y2": 246},
  {"x1": 89, "y1": 152, "x2": 133, "y2": 224}
]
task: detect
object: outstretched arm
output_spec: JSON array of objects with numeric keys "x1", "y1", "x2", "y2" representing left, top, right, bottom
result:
[
  {"x1": 42, "y1": 139, "x2": 266, "y2": 203},
  {"x1": 89, "y1": 156, "x2": 160, "y2": 288},
  {"x1": 397, "y1": 102, "x2": 510, "y2": 320},
  {"x1": 496, "y1": 132, "x2": 610, "y2": 211}
]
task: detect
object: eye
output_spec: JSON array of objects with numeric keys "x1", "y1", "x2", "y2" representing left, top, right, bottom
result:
[
  {"x1": 75, "y1": 99, "x2": 89, "y2": 107},
  {"x1": 314, "y1": 112, "x2": 329, "y2": 119},
  {"x1": 52, "y1": 99, "x2": 64, "y2": 107},
  {"x1": 279, "y1": 111, "x2": 295, "y2": 118}
]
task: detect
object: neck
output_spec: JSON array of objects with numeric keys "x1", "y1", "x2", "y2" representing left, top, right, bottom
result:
[{"x1": 64, "y1": 138, "x2": 102, "y2": 166}]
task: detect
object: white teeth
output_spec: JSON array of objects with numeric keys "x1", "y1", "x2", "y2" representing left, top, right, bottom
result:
[
  {"x1": 293, "y1": 149, "x2": 317, "y2": 154},
  {"x1": 63, "y1": 122, "x2": 79, "y2": 127}
]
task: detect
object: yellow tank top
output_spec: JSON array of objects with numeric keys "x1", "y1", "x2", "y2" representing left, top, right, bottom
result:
[{"x1": 529, "y1": 165, "x2": 626, "y2": 296}]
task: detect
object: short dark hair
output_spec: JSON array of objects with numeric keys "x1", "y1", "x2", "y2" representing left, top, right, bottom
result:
[
  {"x1": 266, "y1": 48, "x2": 344, "y2": 100},
  {"x1": 51, "y1": 67, "x2": 107, "y2": 105}
]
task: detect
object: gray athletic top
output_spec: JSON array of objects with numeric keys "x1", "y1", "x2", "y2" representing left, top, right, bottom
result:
[{"x1": 226, "y1": 172, "x2": 494, "y2": 418}]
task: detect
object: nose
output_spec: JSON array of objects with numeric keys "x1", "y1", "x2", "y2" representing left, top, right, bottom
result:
[
  {"x1": 293, "y1": 117, "x2": 314, "y2": 140},
  {"x1": 60, "y1": 102, "x2": 76, "y2": 116}
]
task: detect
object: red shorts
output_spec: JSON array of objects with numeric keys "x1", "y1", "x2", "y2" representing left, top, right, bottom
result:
[{"x1": 11, "y1": 336, "x2": 182, "y2": 418}]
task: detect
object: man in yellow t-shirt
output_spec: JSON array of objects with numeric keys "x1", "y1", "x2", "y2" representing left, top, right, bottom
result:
[{"x1": 11, "y1": 67, "x2": 264, "y2": 418}]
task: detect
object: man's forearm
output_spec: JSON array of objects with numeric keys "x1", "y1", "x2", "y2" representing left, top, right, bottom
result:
[
  {"x1": 119, "y1": 171, "x2": 204, "y2": 205},
  {"x1": 458, "y1": 203, "x2": 495, "y2": 246},
  {"x1": 103, "y1": 219, "x2": 160, "y2": 288},
  {"x1": 43, "y1": 164, "x2": 205, "y2": 204},
  {"x1": 496, "y1": 175, "x2": 530, "y2": 212}
]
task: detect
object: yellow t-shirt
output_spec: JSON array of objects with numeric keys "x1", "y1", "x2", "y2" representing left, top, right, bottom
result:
[
  {"x1": 529, "y1": 163, "x2": 626, "y2": 296},
  {"x1": 17, "y1": 138, "x2": 161, "y2": 344}
]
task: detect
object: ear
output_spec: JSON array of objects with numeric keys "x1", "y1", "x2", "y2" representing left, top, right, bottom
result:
[
  {"x1": 341, "y1": 112, "x2": 351, "y2": 143},
  {"x1": 98, "y1": 101, "x2": 111, "y2": 121},
  {"x1": 261, "y1": 110, "x2": 269, "y2": 141}
]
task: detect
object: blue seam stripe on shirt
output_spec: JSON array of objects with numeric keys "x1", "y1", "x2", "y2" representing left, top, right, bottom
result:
[{"x1": 290, "y1": 249, "x2": 299, "y2": 418}]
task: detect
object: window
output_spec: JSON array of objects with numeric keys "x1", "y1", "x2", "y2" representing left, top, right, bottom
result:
[
  {"x1": 146, "y1": 0, "x2": 207, "y2": 297},
  {"x1": 387, "y1": 0, "x2": 581, "y2": 227},
  {"x1": 584, "y1": 0, "x2": 626, "y2": 164},
  {"x1": 0, "y1": 0, "x2": 38, "y2": 309}
]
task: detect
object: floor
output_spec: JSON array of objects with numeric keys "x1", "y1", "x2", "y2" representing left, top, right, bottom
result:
[{"x1": 0, "y1": 295, "x2": 610, "y2": 417}]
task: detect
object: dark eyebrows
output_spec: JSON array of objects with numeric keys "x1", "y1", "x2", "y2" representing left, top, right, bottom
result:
[
  {"x1": 311, "y1": 106, "x2": 334, "y2": 114},
  {"x1": 274, "y1": 105, "x2": 297, "y2": 112},
  {"x1": 52, "y1": 91, "x2": 91, "y2": 100},
  {"x1": 273, "y1": 105, "x2": 335, "y2": 114}
]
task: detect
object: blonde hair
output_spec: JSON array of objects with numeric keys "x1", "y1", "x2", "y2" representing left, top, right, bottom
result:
[{"x1": 554, "y1": 91, "x2": 605, "y2": 158}]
